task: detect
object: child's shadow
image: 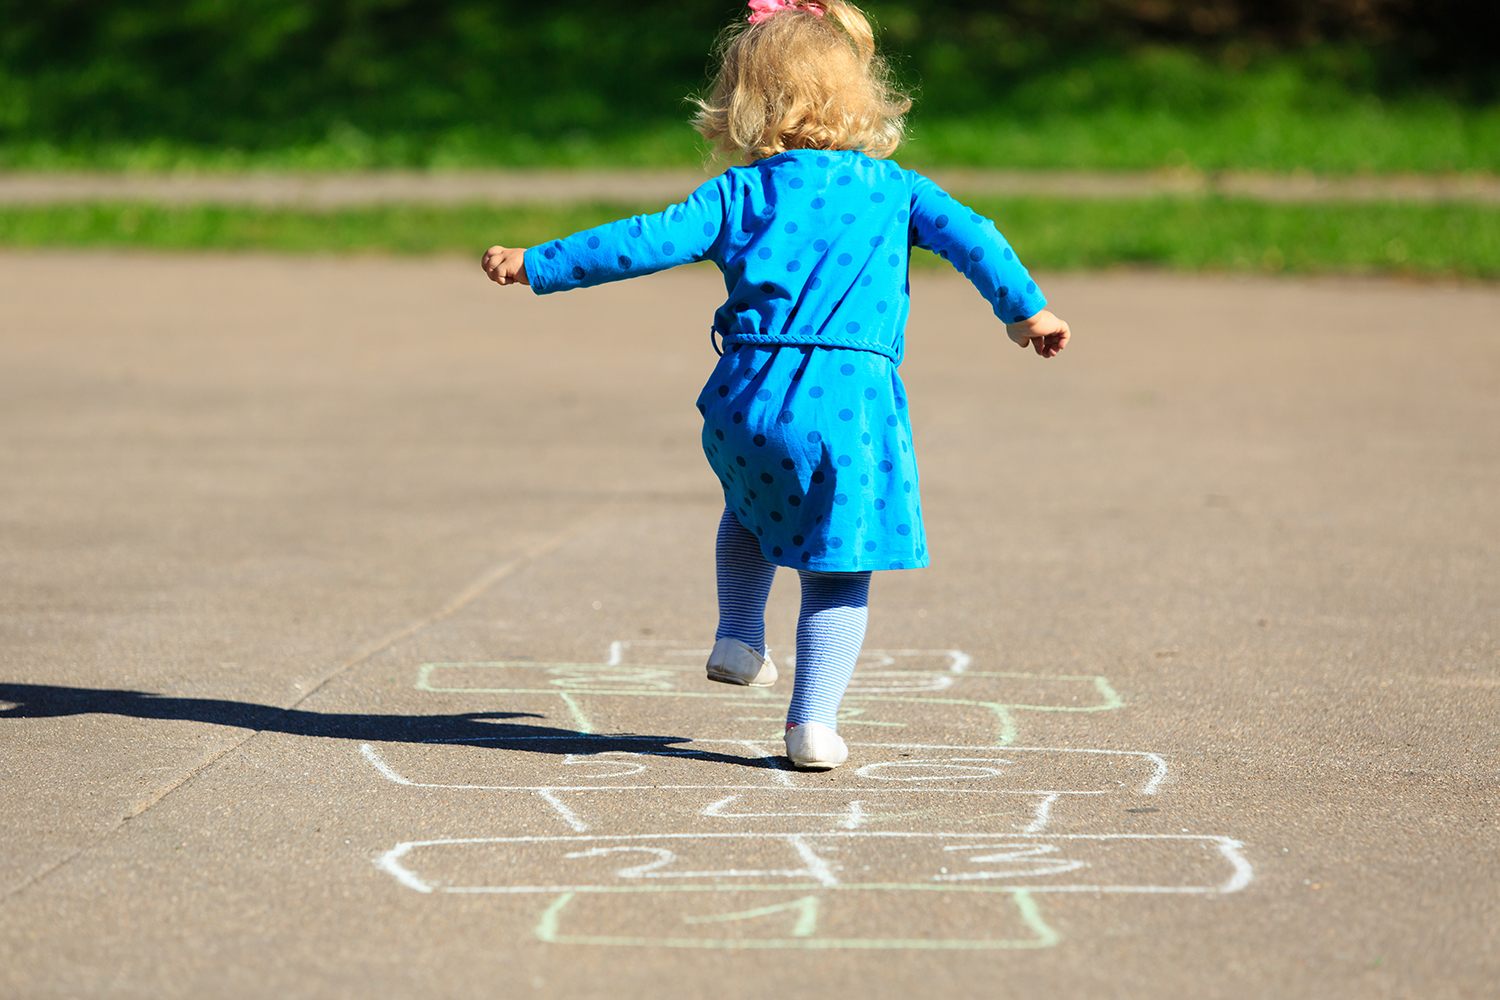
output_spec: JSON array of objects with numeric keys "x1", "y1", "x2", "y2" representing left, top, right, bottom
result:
[{"x1": 0, "y1": 683, "x2": 785, "y2": 771}]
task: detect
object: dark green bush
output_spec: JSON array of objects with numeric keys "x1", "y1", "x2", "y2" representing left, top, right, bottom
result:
[{"x1": 1, "y1": 0, "x2": 1494, "y2": 155}]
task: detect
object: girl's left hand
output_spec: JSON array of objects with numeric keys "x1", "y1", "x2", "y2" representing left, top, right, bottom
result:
[
  {"x1": 1005, "y1": 309, "x2": 1070, "y2": 358},
  {"x1": 482, "y1": 245, "x2": 530, "y2": 286}
]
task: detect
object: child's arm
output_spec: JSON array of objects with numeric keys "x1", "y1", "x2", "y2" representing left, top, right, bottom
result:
[
  {"x1": 507, "y1": 176, "x2": 730, "y2": 295},
  {"x1": 907, "y1": 173, "x2": 1067, "y2": 356}
]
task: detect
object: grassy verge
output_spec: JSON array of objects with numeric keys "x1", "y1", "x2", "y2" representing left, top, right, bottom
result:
[
  {"x1": 902, "y1": 105, "x2": 1500, "y2": 175},
  {"x1": 0, "y1": 198, "x2": 1494, "y2": 278},
  {"x1": 4, "y1": 102, "x2": 1497, "y2": 174},
  {"x1": 3, "y1": 53, "x2": 1497, "y2": 175}
]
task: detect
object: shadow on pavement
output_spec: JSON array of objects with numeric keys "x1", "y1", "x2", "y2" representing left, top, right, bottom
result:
[{"x1": 0, "y1": 683, "x2": 784, "y2": 770}]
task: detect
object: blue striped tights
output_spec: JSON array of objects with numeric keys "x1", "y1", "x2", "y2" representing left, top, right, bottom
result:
[{"x1": 715, "y1": 508, "x2": 870, "y2": 730}]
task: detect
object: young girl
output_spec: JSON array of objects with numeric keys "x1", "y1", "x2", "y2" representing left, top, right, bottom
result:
[{"x1": 482, "y1": 0, "x2": 1070, "y2": 771}]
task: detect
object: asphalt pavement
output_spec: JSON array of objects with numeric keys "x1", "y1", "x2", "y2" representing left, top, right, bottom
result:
[
  {"x1": 2, "y1": 168, "x2": 1497, "y2": 207},
  {"x1": 1, "y1": 251, "x2": 1496, "y2": 998}
]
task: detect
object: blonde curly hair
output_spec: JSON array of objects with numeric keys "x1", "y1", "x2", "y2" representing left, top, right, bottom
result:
[{"x1": 692, "y1": 0, "x2": 912, "y2": 163}]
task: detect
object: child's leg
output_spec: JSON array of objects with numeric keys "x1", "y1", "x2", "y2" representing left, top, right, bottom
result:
[
  {"x1": 715, "y1": 507, "x2": 777, "y2": 655},
  {"x1": 786, "y1": 570, "x2": 871, "y2": 730}
]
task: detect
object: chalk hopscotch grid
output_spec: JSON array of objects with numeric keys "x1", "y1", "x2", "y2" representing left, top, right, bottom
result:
[
  {"x1": 359, "y1": 741, "x2": 1162, "y2": 841},
  {"x1": 366, "y1": 641, "x2": 1251, "y2": 949},
  {"x1": 359, "y1": 741, "x2": 1151, "y2": 836},
  {"x1": 532, "y1": 889, "x2": 1061, "y2": 950},
  {"x1": 360, "y1": 741, "x2": 1167, "y2": 794},
  {"x1": 413, "y1": 650, "x2": 1124, "y2": 746},
  {"x1": 377, "y1": 832, "x2": 1254, "y2": 895}
]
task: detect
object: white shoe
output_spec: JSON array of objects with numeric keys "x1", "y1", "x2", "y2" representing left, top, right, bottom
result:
[
  {"x1": 784, "y1": 722, "x2": 848, "y2": 771},
  {"x1": 705, "y1": 637, "x2": 777, "y2": 687}
]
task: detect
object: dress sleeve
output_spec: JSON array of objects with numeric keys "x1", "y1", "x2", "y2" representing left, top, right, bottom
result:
[
  {"x1": 908, "y1": 172, "x2": 1047, "y2": 325},
  {"x1": 524, "y1": 175, "x2": 730, "y2": 293}
]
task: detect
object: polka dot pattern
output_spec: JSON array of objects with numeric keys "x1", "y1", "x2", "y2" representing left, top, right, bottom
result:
[
  {"x1": 520, "y1": 148, "x2": 1049, "y2": 573},
  {"x1": 697, "y1": 343, "x2": 927, "y2": 572}
]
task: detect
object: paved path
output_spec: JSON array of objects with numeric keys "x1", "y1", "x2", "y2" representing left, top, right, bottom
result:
[
  {"x1": 1, "y1": 168, "x2": 1497, "y2": 207},
  {"x1": 1, "y1": 254, "x2": 1497, "y2": 998}
]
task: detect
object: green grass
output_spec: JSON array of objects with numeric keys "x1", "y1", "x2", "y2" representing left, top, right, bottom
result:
[
  {"x1": 1, "y1": 198, "x2": 1495, "y2": 278},
  {"x1": 4, "y1": 104, "x2": 1496, "y2": 174},
  {"x1": 901, "y1": 53, "x2": 1500, "y2": 174},
  {"x1": 903, "y1": 104, "x2": 1500, "y2": 175},
  {"x1": 964, "y1": 197, "x2": 1497, "y2": 276},
  {"x1": 0, "y1": 125, "x2": 708, "y2": 173},
  {"x1": 3, "y1": 52, "x2": 1497, "y2": 175},
  {"x1": 0, "y1": 202, "x2": 660, "y2": 255}
]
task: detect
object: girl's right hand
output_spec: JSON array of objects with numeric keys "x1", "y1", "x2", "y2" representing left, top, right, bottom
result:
[
  {"x1": 482, "y1": 246, "x2": 530, "y2": 286},
  {"x1": 1005, "y1": 308, "x2": 1070, "y2": 358}
]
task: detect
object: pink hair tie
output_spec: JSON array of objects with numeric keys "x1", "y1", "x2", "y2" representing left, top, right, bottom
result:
[{"x1": 747, "y1": 0, "x2": 823, "y2": 24}]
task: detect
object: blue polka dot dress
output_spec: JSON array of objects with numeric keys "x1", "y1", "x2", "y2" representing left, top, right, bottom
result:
[
  {"x1": 524, "y1": 149, "x2": 1048, "y2": 572},
  {"x1": 695, "y1": 343, "x2": 923, "y2": 570}
]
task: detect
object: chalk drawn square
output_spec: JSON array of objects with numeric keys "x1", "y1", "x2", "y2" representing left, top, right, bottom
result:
[
  {"x1": 413, "y1": 657, "x2": 1122, "y2": 746},
  {"x1": 363, "y1": 739, "x2": 1162, "y2": 789},
  {"x1": 381, "y1": 833, "x2": 1250, "y2": 897},
  {"x1": 533, "y1": 888, "x2": 1058, "y2": 950}
]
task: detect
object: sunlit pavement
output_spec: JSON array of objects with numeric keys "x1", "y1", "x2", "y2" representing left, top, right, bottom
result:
[
  {"x1": 2, "y1": 253, "x2": 1496, "y2": 998},
  {"x1": 2, "y1": 168, "x2": 1498, "y2": 207}
]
